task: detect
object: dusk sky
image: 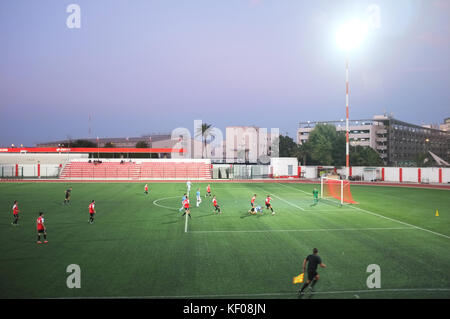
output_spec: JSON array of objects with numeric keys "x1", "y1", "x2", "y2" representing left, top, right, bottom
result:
[{"x1": 0, "y1": 0, "x2": 449, "y2": 146}]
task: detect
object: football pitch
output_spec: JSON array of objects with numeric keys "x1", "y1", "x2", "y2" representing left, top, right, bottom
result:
[{"x1": 1, "y1": 181, "x2": 449, "y2": 299}]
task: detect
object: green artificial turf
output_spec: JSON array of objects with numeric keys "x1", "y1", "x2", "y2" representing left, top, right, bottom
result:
[{"x1": 0, "y1": 182, "x2": 449, "y2": 299}]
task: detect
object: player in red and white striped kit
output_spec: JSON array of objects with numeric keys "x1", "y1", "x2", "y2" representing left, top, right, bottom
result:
[
  {"x1": 265, "y1": 195, "x2": 275, "y2": 215},
  {"x1": 88, "y1": 200, "x2": 96, "y2": 224},
  {"x1": 12, "y1": 200, "x2": 20, "y2": 225},
  {"x1": 212, "y1": 196, "x2": 221, "y2": 214},
  {"x1": 181, "y1": 198, "x2": 191, "y2": 218},
  {"x1": 36, "y1": 212, "x2": 48, "y2": 244},
  {"x1": 248, "y1": 194, "x2": 257, "y2": 214}
]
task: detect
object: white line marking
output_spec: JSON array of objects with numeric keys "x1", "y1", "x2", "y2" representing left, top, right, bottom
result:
[
  {"x1": 52, "y1": 287, "x2": 450, "y2": 299},
  {"x1": 184, "y1": 211, "x2": 189, "y2": 233},
  {"x1": 189, "y1": 226, "x2": 413, "y2": 234},
  {"x1": 351, "y1": 205, "x2": 450, "y2": 239},
  {"x1": 153, "y1": 196, "x2": 180, "y2": 210},
  {"x1": 256, "y1": 186, "x2": 305, "y2": 211},
  {"x1": 302, "y1": 209, "x2": 355, "y2": 212},
  {"x1": 278, "y1": 183, "x2": 450, "y2": 240}
]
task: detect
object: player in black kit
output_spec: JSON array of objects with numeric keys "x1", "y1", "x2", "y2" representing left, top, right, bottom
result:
[
  {"x1": 299, "y1": 248, "x2": 326, "y2": 295},
  {"x1": 64, "y1": 187, "x2": 72, "y2": 205}
]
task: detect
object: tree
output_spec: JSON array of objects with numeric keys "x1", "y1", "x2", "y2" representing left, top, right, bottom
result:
[
  {"x1": 332, "y1": 131, "x2": 346, "y2": 166},
  {"x1": 305, "y1": 124, "x2": 337, "y2": 165},
  {"x1": 104, "y1": 142, "x2": 115, "y2": 148},
  {"x1": 276, "y1": 135, "x2": 303, "y2": 160},
  {"x1": 412, "y1": 153, "x2": 434, "y2": 167},
  {"x1": 349, "y1": 145, "x2": 384, "y2": 166},
  {"x1": 135, "y1": 141, "x2": 148, "y2": 148},
  {"x1": 278, "y1": 135, "x2": 298, "y2": 157},
  {"x1": 302, "y1": 124, "x2": 384, "y2": 166},
  {"x1": 61, "y1": 139, "x2": 96, "y2": 148},
  {"x1": 195, "y1": 123, "x2": 214, "y2": 159},
  {"x1": 272, "y1": 134, "x2": 312, "y2": 165},
  {"x1": 297, "y1": 142, "x2": 311, "y2": 165}
]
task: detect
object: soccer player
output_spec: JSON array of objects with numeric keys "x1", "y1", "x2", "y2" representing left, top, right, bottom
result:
[
  {"x1": 311, "y1": 188, "x2": 319, "y2": 206},
  {"x1": 248, "y1": 194, "x2": 257, "y2": 214},
  {"x1": 181, "y1": 197, "x2": 191, "y2": 218},
  {"x1": 205, "y1": 184, "x2": 212, "y2": 198},
  {"x1": 254, "y1": 205, "x2": 263, "y2": 214},
  {"x1": 179, "y1": 194, "x2": 187, "y2": 212},
  {"x1": 88, "y1": 200, "x2": 96, "y2": 224},
  {"x1": 144, "y1": 184, "x2": 149, "y2": 195},
  {"x1": 265, "y1": 195, "x2": 275, "y2": 215},
  {"x1": 36, "y1": 212, "x2": 48, "y2": 244},
  {"x1": 212, "y1": 195, "x2": 221, "y2": 214},
  {"x1": 196, "y1": 188, "x2": 202, "y2": 207},
  {"x1": 64, "y1": 187, "x2": 72, "y2": 205},
  {"x1": 12, "y1": 200, "x2": 20, "y2": 225},
  {"x1": 299, "y1": 248, "x2": 326, "y2": 295},
  {"x1": 186, "y1": 180, "x2": 191, "y2": 195}
]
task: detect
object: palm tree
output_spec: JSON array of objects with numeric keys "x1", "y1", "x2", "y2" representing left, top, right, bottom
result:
[{"x1": 196, "y1": 123, "x2": 214, "y2": 159}]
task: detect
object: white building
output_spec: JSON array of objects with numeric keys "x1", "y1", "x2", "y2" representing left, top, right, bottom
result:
[
  {"x1": 298, "y1": 117, "x2": 382, "y2": 150},
  {"x1": 440, "y1": 118, "x2": 450, "y2": 132},
  {"x1": 225, "y1": 126, "x2": 278, "y2": 163},
  {"x1": 297, "y1": 115, "x2": 450, "y2": 165}
]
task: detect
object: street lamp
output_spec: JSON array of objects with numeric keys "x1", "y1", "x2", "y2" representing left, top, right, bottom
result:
[{"x1": 336, "y1": 19, "x2": 368, "y2": 179}]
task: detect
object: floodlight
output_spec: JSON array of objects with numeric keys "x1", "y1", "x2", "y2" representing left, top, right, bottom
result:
[{"x1": 336, "y1": 19, "x2": 368, "y2": 51}]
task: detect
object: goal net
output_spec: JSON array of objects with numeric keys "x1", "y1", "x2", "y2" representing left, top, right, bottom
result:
[{"x1": 321, "y1": 176, "x2": 357, "y2": 205}]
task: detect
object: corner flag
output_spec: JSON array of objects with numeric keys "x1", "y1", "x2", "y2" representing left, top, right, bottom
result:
[{"x1": 293, "y1": 273, "x2": 304, "y2": 284}]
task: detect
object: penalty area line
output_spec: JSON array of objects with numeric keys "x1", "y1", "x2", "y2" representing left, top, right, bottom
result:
[
  {"x1": 188, "y1": 226, "x2": 413, "y2": 234},
  {"x1": 278, "y1": 183, "x2": 450, "y2": 240},
  {"x1": 256, "y1": 186, "x2": 305, "y2": 211}
]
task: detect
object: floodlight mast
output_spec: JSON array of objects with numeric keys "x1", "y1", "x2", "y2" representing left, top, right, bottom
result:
[
  {"x1": 345, "y1": 55, "x2": 350, "y2": 180},
  {"x1": 336, "y1": 19, "x2": 368, "y2": 180}
]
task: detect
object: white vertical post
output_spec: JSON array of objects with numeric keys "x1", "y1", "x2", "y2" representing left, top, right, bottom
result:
[
  {"x1": 320, "y1": 176, "x2": 324, "y2": 198},
  {"x1": 184, "y1": 211, "x2": 189, "y2": 233},
  {"x1": 345, "y1": 56, "x2": 350, "y2": 180}
]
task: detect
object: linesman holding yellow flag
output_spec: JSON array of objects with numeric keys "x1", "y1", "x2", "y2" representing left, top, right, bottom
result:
[{"x1": 299, "y1": 248, "x2": 326, "y2": 295}]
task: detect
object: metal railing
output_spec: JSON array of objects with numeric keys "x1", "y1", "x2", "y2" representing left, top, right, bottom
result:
[{"x1": 0, "y1": 165, "x2": 61, "y2": 179}]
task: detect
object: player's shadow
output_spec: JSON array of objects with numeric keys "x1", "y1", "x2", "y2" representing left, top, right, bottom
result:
[
  {"x1": 0, "y1": 223, "x2": 25, "y2": 228},
  {"x1": 240, "y1": 212, "x2": 260, "y2": 219},
  {"x1": 297, "y1": 292, "x2": 314, "y2": 300},
  {"x1": 165, "y1": 211, "x2": 184, "y2": 216},
  {"x1": 56, "y1": 201, "x2": 72, "y2": 206},
  {"x1": 195, "y1": 213, "x2": 215, "y2": 219}
]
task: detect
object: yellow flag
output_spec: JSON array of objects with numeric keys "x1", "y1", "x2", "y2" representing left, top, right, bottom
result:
[{"x1": 293, "y1": 273, "x2": 304, "y2": 284}]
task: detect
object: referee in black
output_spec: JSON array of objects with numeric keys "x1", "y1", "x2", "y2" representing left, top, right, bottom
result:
[{"x1": 299, "y1": 248, "x2": 326, "y2": 295}]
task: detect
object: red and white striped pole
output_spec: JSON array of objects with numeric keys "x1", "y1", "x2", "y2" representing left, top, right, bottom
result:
[{"x1": 345, "y1": 56, "x2": 350, "y2": 180}]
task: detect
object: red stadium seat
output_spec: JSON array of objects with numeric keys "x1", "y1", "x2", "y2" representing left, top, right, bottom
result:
[{"x1": 60, "y1": 161, "x2": 211, "y2": 180}]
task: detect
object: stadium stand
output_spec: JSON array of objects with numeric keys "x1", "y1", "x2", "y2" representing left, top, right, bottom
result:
[
  {"x1": 59, "y1": 160, "x2": 212, "y2": 180},
  {"x1": 60, "y1": 162, "x2": 140, "y2": 179}
]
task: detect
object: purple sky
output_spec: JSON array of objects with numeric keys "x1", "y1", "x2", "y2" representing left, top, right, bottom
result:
[{"x1": 0, "y1": 0, "x2": 449, "y2": 146}]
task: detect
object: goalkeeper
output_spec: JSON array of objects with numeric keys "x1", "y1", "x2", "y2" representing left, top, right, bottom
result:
[{"x1": 311, "y1": 188, "x2": 319, "y2": 206}]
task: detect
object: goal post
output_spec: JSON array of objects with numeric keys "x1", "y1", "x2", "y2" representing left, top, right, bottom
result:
[{"x1": 321, "y1": 176, "x2": 357, "y2": 205}]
